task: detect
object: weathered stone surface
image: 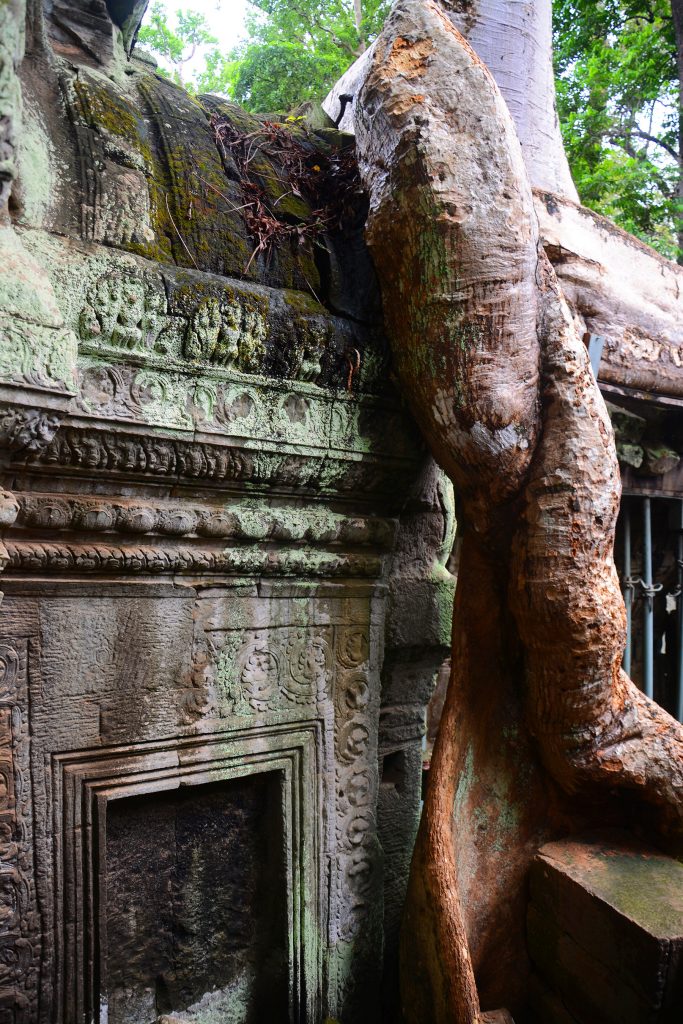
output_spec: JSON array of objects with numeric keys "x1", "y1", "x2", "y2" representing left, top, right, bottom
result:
[
  {"x1": 528, "y1": 835, "x2": 683, "y2": 1024},
  {"x1": 0, "y1": 3, "x2": 454, "y2": 1020},
  {"x1": 642, "y1": 445, "x2": 680, "y2": 477}
]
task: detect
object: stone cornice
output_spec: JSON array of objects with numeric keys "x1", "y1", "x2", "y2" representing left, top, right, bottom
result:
[
  {"x1": 3, "y1": 540, "x2": 384, "y2": 579},
  {"x1": 13, "y1": 493, "x2": 396, "y2": 546}
]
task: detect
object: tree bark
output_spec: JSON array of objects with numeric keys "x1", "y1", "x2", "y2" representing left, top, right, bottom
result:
[
  {"x1": 354, "y1": 2, "x2": 683, "y2": 1019},
  {"x1": 323, "y1": 1, "x2": 683, "y2": 396},
  {"x1": 444, "y1": 0, "x2": 578, "y2": 201},
  {"x1": 354, "y1": 0, "x2": 367, "y2": 51}
]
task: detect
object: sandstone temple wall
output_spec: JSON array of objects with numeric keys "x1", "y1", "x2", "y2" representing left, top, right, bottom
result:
[{"x1": 0, "y1": 3, "x2": 455, "y2": 1020}]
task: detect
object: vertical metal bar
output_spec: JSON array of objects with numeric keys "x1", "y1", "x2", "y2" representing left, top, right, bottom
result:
[
  {"x1": 677, "y1": 513, "x2": 683, "y2": 722},
  {"x1": 643, "y1": 497, "x2": 654, "y2": 699},
  {"x1": 623, "y1": 502, "x2": 632, "y2": 677}
]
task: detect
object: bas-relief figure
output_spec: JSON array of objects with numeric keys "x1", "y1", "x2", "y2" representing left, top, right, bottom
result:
[{"x1": 0, "y1": 2, "x2": 456, "y2": 1021}]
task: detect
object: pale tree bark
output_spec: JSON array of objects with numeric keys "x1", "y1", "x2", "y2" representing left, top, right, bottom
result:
[
  {"x1": 354, "y1": 0, "x2": 367, "y2": 51},
  {"x1": 443, "y1": 0, "x2": 578, "y2": 201},
  {"x1": 323, "y1": 0, "x2": 683, "y2": 398},
  {"x1": 354, "y1": 2, "x2": 683, "y2": 1021}
]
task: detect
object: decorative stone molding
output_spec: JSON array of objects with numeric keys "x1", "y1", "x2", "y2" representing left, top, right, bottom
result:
[
  {"x1": 13, "y1": 493, "x2": 396, "y2": 547},
  {"x1": 0, "y1": 640, "x2": 36, "y2": 1018},
  {"x1": 3, "y1": 541, "x2": 384, "y2": 579},
  {"x1": 50, "y1": 724, "x2": 324, "y2": 1023},
  {"x1": 0, "y1": 408, "x2": 63, "y2": 457},
  {"x1": 15, "y1": 423, "x2": 417, "y2": 498}
]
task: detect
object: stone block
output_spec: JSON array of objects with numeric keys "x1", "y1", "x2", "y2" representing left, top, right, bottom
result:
[
  {"x1": 528, "y1": 835, "x2": 683, "y2": 1024},
  {"x1": 527, "y1": 973, "x2": 581, "y2": 1024}
]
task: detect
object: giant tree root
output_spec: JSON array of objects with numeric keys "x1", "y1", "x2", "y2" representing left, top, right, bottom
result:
[{"x1": 354, "y1": 2, "x2": 683, "y2": 1021}]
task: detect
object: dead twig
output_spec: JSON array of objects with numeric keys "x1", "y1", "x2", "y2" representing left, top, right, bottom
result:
[{"x1": 165, "y1": 192, "x2": 198, "y2": 270}]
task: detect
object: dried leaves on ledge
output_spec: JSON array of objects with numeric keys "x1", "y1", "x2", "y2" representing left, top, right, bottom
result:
[{"x1": 209, "y1": 114, "x2": 363, "y2": 269}]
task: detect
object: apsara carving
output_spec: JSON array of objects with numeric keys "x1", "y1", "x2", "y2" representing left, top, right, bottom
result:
[
  {"x1": 182, "y1": 295, "x2": 268, "y2": 371},
  {"x1": 78, "y1": 273, "x2": 169, "y2": 353}
]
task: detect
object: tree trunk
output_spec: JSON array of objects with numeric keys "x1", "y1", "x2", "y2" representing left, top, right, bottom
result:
[
  {"x1": 444, "y1": 0, "x2": 578, "y2": 201},
  {"x1": 354, "y1": 0, "x2": 367, "y2": 52},
  {"x1": 323, "y1": 0, "x2": 683, "y2": 395},
  {"x1": 354, "y1": 2, "x2": 683, "y2": 1019}
]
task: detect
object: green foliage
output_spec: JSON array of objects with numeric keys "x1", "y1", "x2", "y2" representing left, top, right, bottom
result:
[
  {"x1": 136, "y1": 1, "x2": 391, "y2": 110},
  {"x1": 553, "y1": 0, "x2": 680, "y2": 260},
  {"x1": 137, "y1": 3, "x2": 219, "y2": 88},
  {"x1": 225, "y1": 1, "x2": 392, "y2": 113},
  {"x1": 135, "y1": 1, "x2": 680, "y2": 259}
]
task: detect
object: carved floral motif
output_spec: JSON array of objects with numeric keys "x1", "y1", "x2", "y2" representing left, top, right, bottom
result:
[
  {"x1": 205, "y1": 621, "x2": 379, "y2": 940},
  {"x1": 332, "y1": 623, "x2": 378, "y2": 945},
  {"x1": 0, "y1": 642, "x2": 35, "y2": 1014},
  {"x1": 213, "y1": 629, "x2": 334, "y2": 715}
]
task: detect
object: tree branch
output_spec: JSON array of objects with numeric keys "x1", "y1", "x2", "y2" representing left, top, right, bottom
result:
[
  {"x1": 631, "y1": 128, "x2": 679, "y2": 160},
  {"x1": 290, "y1": 3, "x2": 361, "y2": 58}
]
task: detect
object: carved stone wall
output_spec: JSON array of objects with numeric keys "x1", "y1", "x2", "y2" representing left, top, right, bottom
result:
[{"x1": 0, "y1": 3, "x2": 455, "y2": 1020}]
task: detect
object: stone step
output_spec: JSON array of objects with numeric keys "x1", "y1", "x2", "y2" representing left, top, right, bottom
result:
[{"x1": 527, "y1": 834, "x2": 683, "y2": 1024}]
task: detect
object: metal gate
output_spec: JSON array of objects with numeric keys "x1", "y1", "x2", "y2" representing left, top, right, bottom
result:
[{"x1": 618, "y1": 496, "x2": 683, "y2": 722}]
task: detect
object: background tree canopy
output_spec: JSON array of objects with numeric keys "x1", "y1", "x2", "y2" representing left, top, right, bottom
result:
[
  {"x1": 136, "y1": 0, "x2": 682, "y2": 261},
  {"x1": 553, "y1": 0, "x2": 680, "y2": 260}
]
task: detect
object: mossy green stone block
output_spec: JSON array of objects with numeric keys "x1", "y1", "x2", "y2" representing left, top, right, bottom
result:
[{"x1": 528, "y1": 835, "x2": 683, "y2": 1022}]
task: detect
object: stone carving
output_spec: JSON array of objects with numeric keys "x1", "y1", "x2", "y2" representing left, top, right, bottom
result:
[
  {"x1": 332, "y1": 624, "x2": 378, "y2": 948},
  {"x1": 49, "y1": 725, "x2": 325, "y2": 1022},
  {"x1": 215, "y1": 386, "x2": 256, "y2": 424},
  {"x1": 0, "y1": 409, "x2": 62, "y2": 457},
  {"x1": 180, "y1": 642, "x2": 219, "y2": 722},
  {"x1": 337, "y1": 627, "x2": 370, "y2": 669},
  {"x1": 78, "y1": 274, "x2": 168, "y2": 353},
  {"x1": 0, "y1": 493, "x2": 17, "y2": 550},
  {"x1": 283, "y1": 631, "x2": 331, "y2": 704},
  {"x1": 336, "y1": 672, "x2": 371, "y2": 714},
  {"x1": 0, "y1": 3, "x2": 449, "y2": 1017},
  {"x1": 3, "y1": 541, "x2": 380, "y2": 579},
  {"x1": 32, "y1": 424, "x2": 409, "y2": 498},
  {"x1": 59, "y1": 72, "x2": 157, "y2": 248},
  {"x1": 0, "y1": 321, "x2": 77, "y2": 393},
  {"x1": 73, "y1": 354, "x2": 403, "y2": 450},
  {"x1": 215, "y1": 629, "x2": 334, "y2": 715},
  {"x1": 184, "y1": 297, "x2": 234, "y2": 364},
  {"x1": 14, "y1": 494, "x2": 394, "y2": 549},
  {"x1": 78, "y1": 364, "x2": 193, "y2": 429},
  {"x1": 0, "y1": 1, "x2": 23, "y2": 214},
  {"x1": 294, "y1": 319, "x2": 329, "y2": 383},
  {"x1": 238, "y1": 641, "x2": 281, "y2": 711},
  {"x1": 95, "y1": 166, "x2": 155, "y2": 246},
  {"x1": 0, "y1": 642, "x2": 35, "y2": 1016},
  {"x1": 183, "y1": 295, "x2": 268, "y2": 371},
  {"x1": 198, "y1": 618, "x2": 380, "y2": 959},
  {"x1": 338, "y1": 719, "x2": 371, "y2": 764}
]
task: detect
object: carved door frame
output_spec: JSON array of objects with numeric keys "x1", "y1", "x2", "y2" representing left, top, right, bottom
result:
[{"x1": 50, "y1": 722, "x2": 324, "y2": 1023}]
